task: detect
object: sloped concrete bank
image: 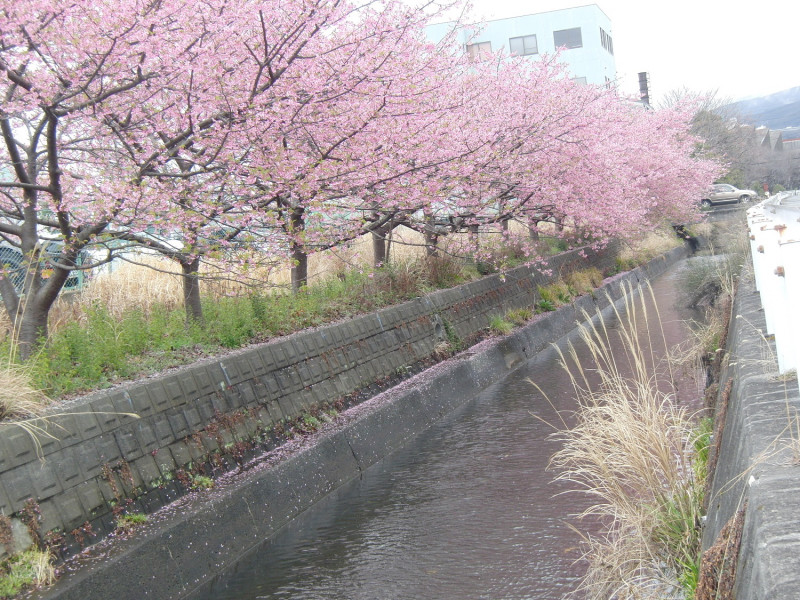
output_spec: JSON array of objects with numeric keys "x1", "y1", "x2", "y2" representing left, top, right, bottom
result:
[
  {"x1": 1, "y1": 244, "x2": 619, "y2": 559},
  {"x1": 30, "y1": 246, "x2": 687, "y2": 600},
  {"x1": 702, "y1": 276, "x2": 800, "y2": 599}
]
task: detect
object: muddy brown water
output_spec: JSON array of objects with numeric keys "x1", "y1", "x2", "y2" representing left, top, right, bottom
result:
[{"x1": 187, "y1": 259, "x2": 704, "y2": 600}]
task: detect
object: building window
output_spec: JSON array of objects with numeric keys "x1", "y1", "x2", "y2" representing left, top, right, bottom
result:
[
  {"x1": 572, "y1": 76, "x2": 587, "y2": 85},
  {"x1": 600, "y1": 27, "x2": 614, "y2": 55},
  {"x1": 466, "y1": 41, "x2": 492, "y2": 61},
  {"x1": 509, "y1": 34, "x2": 538, "y2": 56},
  {"x1": 553, "y1": 27, "x2": 582, "y2": 49}
]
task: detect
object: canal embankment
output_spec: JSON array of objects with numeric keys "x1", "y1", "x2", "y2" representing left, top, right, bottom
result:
[
  {"x1": 701, "y1": 273, "x2": 800, "y2": 599},
  {"x1": 25, "y1": 246, "x2": 687, "y2": 599},
  {"x1": 2, "y1": 245, "x2": 616, "y2": 560}
]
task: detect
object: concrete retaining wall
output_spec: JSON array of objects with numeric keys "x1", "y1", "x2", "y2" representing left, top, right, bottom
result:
[
  {"x1": 702, "y1": 276, "x2": 800, "y2": 599},
  {"x1": 30, "y1": 246, "x2": 687, "y2": 600},
  {"x1": 0, "y1": 245, "x2": 621, "y2": 557}
]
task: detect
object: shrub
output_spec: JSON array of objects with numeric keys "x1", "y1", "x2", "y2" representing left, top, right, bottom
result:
[
  {"x1": 537, "y1": 284, "x2": 555, "y2": 304},
  {"x1": 538, "y1": 280, "x2": 572, "y2": 307},
  {"x1": 368, "y1": 260, "x2": 426, "y2": 301},
  {"x1": 477, "y1": 236, "x2": 530, "y2": 272},
  {"x1": 422, "y1": 254, "x2": 470, "y2": 289},
  {"x1": 540, "y1": 236, "x2": 570, "y2": 255}
]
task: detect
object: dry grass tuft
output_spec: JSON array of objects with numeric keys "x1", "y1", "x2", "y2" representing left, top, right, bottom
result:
[
  {"x1": 564, "y1": 267, "x2": 603, "y2": 296},
  {"x1": 31, "y1": 549, "x2": 55, "y2": 587},
  {"x1": 0, "y1": 548, "x2": 56, "y2": 596},
  {"x1": 0, "y1": 364, "x2": 49, "y2": 421},
  {"x1": 550, "y1": 282, "x2": 705, "y2": 599},
  {"x1": 619, "y1": 227, "x2": 682, "y2": 266}
]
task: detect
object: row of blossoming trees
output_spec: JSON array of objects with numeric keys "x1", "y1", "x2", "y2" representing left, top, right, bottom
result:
[{"x1": 1, "y1": 0, "x2": 720, "y2": 359}]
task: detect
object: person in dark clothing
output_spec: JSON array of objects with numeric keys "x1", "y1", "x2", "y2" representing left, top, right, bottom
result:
[{"x1": 672, "y1": 224, "x2": 699, "y2": 254}]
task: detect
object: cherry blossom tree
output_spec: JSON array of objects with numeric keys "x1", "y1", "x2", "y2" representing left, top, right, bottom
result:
[
  {"x1": 0, "y1": 0, "x2": 205, "y2": 358},
  {"x1": 1, "y1": 0, "x2": 720, "y2": 360}
]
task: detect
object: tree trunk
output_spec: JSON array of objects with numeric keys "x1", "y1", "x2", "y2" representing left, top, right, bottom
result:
[
  {"x1": 372, "y1": 229, "x2": 386, "y2": 267},
  {"x1": 291, "y1": 243, "x2": 308, "y2": 293},
  {"x1": 5, "y1": 261, "x2": 72, "y2": 362},
  {"x1": 371, "y1": 219, "x2": 397, "y2": 267},
  {"x1": 385, "y1": 224, "x2": 393, "y2": 265},
  {"x1": 14, "y1": 302, "x2": 50, "y2": 362},
  {"x1": 288, "y1": 206, "x2": 308, "y2": 293},
  {"x1": 181, "y1": 257, "x2": 204, "y2": 324},
  {"x1": 424, "y1": 214, "x2": 439, "y2": 257},
  {"x1": 468, "y1": 224, "x2": 480, "y2": 262}
]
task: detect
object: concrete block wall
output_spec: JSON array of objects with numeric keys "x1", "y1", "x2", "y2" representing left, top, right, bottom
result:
[
  {"x1": 31, "y1": 245, "x2": 688, "y2": 600},
  {"x1": 702, "y1": 275, "x2": 800, "y2": 599},
  {"x1": 0, "y1": 244, "x2": 619, "y2": 557}
]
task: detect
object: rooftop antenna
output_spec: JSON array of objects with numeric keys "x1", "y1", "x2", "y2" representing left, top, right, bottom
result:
[{"x1": 638, "y1": 72, "x2": 651, "y2": 106}]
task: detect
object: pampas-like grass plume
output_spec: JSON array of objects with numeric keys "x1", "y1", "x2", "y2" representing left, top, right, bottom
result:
[{"x1": 550, "y1": 282, "x2": 705, "y2": 599}]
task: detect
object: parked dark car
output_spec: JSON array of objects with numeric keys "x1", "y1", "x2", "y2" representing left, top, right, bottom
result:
[{"x1": 700, "y1": 184, "x2": 757, "y2": 208}]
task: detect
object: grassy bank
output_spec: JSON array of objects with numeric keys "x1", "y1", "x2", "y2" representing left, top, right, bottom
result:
[
  {"x1": 4, "y1": 254, "x2": 481, "y2": 399},
  {"x1": 0, "y1": 228, "x2": 682, "y2": 411}
]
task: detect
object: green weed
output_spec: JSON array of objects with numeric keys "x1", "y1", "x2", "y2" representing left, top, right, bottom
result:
[
  {"x1": 535, "y1": 299, "x2": 555, "y2": 313},
  {"x1": 442, "y1": 319, "x2": 462, "y2": 353},
  {"x1": 0, "y1": 549, "x2": 55, "y2": 598},
  {"x1": 488, "y1": 315, "x2": 513, "y2": 335},
  {"x1": 115, "y1": 512, "x2": 148, "y2": 533},
  {"x1": 505, "y1": 308, "x2": 533, "y2": 326},
  {"x1": 300, "y1": 413, "x2": 321, "y2": 432},
  {"x1": 190, "y1": 475, "x2": 214, "y2": 490}
]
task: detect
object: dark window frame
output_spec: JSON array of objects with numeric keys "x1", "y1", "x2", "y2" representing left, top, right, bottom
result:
[
  {"x1": 600, "y1": 27, "x2": 614, "y2": 55},
  {"x1": 553, "y1": 27, "x2": 582, "y2": 50},
  {"x1": 509, "y1": 34, "x2": 538, "y2": 56}
]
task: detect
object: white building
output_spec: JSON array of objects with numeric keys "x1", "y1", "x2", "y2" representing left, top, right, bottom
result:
[{"x1": 426, "y1": 4, "x2": 616, "y2": 88}]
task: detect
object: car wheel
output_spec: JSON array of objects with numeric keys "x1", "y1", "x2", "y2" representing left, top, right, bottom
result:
[
  {"x1": 700, "y1": 199, "x2": 712, "y2": 209},
  {"x1": 739, "y1": 195, "x2": 750, "y2": 203}
]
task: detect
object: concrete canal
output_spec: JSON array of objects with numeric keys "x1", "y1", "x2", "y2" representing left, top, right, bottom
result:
[{"x1": 187, "y1": 259, "x2": 703, "y2": 600}]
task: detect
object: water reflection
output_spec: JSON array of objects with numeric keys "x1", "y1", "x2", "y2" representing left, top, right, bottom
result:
[{"x1": 189, "y1": 263, "x2": 701, "y2": 600}]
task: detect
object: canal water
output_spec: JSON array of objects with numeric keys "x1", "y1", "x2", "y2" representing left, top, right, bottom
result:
[{"x1": 188, "y1": 260, "x2": 704, "y2": 600}]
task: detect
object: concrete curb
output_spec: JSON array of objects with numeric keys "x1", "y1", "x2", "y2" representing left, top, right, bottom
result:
[
  {"x1": 34, "y1": 246, "x2": 686, "y2": 600},
  {"x1": 702, "y1": 276, "x2": 800, "y2": 599}
]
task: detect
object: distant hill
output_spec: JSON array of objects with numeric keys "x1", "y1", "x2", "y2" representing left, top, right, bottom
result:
[{"x1": 729, "y1": 87, "x2": 800, "y2": 129}]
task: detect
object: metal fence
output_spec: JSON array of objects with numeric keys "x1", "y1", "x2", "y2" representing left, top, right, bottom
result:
[{"x1": 747, "y1": 190, "x2": 800, "y2": 374}]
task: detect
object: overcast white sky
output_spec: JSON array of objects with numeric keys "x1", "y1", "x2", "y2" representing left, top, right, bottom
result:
[{"x1": 462, "y1": 0, "x2": 800, "y2": 104}]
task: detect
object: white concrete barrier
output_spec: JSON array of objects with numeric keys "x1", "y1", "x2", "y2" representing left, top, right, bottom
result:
[{"x1": 747, "y1": 191, "x2": 800, "y2": 374}]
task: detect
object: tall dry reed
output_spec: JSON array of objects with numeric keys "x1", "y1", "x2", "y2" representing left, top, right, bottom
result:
[{"x1": 550, "y1": 283, "x2": 705, "y2": 599}]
